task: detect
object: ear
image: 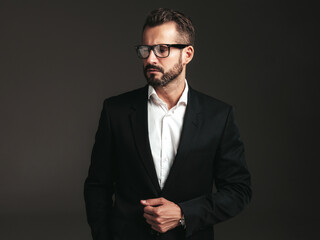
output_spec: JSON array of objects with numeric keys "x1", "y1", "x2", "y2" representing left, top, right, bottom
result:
[{"x1": 183, "y1": 46, "x2": 194, "y2": 65}]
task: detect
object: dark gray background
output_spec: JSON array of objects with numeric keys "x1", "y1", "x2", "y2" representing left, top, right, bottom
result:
[{"x1": 0, "y1": 0, "x2": 319, "y2": 239}]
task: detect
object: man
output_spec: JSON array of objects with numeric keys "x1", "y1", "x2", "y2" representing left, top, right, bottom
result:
[{"x1": 84, "y1": 8, "x2": 251, "y2": 240}]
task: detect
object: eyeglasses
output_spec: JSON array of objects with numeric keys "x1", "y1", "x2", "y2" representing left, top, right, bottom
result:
[{"x1": 135, "y1": 44, "x2": 190, "y2": 59}]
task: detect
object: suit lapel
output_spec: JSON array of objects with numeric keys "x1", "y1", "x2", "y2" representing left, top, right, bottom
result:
[
  {"x1": 162, "y1": 87, "x2": 202, "y2": 193},
  {"x1": 128, "y1": 86, "x2": 202, "y2": 195},
  {"x1": 129, "y1": 87, "x2": 161, "y2": 194}
]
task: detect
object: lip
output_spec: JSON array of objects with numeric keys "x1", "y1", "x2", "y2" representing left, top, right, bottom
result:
[{"x1": 147, "y1": 69, "x2": 160, "y2": 73}]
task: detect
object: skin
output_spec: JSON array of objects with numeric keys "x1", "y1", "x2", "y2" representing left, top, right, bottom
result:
[
  {"x1": 142, "y1": 21, "x2": 194, "y2": 109},
  {"x1": 141, "y1": 198, "x2": 183, "y2": 233},
  {"x1": 140, "y1": 21, "x2": 194, "y2": 233}
]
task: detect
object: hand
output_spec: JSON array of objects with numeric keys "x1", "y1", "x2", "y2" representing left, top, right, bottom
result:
[{"x1": 141, "y1": 197, "x2": 182, "y2": 233}]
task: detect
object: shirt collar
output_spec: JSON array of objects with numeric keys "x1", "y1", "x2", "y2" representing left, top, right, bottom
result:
[{"x1": 148, "y1": 79, "x2": 189, "y2": 106}]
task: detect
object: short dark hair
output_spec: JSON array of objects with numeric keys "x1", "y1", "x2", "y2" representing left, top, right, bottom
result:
[{"x1": 143, "y1": 8, "x2": 195, "y2": 46}]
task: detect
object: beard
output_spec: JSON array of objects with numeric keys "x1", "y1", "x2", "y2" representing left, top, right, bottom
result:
[{"x1": 143, "y1": 55, "x2": 183, "y2": 87}]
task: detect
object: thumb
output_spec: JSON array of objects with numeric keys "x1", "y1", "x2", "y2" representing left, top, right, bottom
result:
[{"x1": 141, "y1": 197, "x2": 166, "y2": 206}]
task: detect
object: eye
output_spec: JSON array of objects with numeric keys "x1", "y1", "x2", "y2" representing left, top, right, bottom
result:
[
  {"x1": 140, "y1": 46, "x2": 148, "y2": 52},
  {"x1": 141, "y1": 48, "x2": 149, "y2": 53},
  {"x1": 158, "y1": 45, "x2": 168, "y2": 53}
]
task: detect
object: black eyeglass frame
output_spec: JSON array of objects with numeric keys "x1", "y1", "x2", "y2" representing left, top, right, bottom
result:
[{"x1": 135, "y1": 44, "x2": 190, "y2": 59}]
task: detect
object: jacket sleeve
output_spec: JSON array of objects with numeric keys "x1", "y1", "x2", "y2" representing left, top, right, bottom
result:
[
  {"x1": 178, "y1": 107, "x2": 252, "y2": 238},
  {"x1": 84, "y1": 100, "x2": 115, "y2": 240}
]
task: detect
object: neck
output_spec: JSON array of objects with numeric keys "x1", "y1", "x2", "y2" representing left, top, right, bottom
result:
[{"x1": 154, "y1": 75, "x2": 186, "y2": 109}]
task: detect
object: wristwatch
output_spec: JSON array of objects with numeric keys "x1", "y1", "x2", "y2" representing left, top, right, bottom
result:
[{"x1": 179, "y1": 215, "x2": 186, "y2": 229}]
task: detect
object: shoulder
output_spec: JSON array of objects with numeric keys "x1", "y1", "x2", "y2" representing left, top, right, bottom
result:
[
  {"x1": 102, "y1": 86, "x2": 147, "y2": 109},
  {"x1": 189, "y1": 87, "x2": 232, "y2": 113}
]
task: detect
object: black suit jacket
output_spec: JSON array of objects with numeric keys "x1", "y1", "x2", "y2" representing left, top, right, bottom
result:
[{"x1": 84, "y1": 85, "x2": 251, "y2": 240}]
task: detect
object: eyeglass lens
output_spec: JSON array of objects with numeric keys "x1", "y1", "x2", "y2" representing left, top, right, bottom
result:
[{"x1": 137, "y1": 45, "x2": 169, "y2": 59}]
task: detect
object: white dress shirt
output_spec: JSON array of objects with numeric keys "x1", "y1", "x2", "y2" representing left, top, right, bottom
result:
[{"x1": 147, "y1": 81, "x2": 188, "y2": 189}]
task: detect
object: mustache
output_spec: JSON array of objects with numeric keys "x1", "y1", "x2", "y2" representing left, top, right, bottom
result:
[{"x1": 144, "y1": 64, "x2": 164, "y2": 73}]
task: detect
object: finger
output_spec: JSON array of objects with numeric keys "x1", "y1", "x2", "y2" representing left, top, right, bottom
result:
[
  {"x1": 143, "y1": 213, "x2": 156, "y2": 222},
  {"x1": 145, "y1": 218, "x2": 178, "y2": 233},
  {"x1": 152, "y1": 221, "x2": 178, "y2": 233},
  {"x1": 145, "y1": 218, "x2": 156, "y2": 226},
  {"x1": 151, "y1": 224, "x2": 162, "y2": 233},
  {"x1": 140, "y1": 200, "x2": 148, "y2": 205},
  {"x1": 144, "y1": 214, "x2": 178, "y2": 228},
  {"x1": 143, "y1": 206, "x2": 157, "y2": 215},
  {"x1": 141, "y1": 197, "x2": 166, "y2": 206},
  {"x1": 151, "y1": 224, "x2": 168, "y2": 234}
]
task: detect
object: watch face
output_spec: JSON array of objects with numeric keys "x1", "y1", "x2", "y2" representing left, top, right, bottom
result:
[{"x1": 180, "y1": 218, "x2": 185, "y2": 226}]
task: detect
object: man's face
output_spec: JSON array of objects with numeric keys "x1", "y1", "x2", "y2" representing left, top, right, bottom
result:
[{"x1": 142, "y1": 22, "x2": 185, "y2": 87}]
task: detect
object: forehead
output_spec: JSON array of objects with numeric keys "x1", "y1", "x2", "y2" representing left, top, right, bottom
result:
[{"x1": 142, "y1": 21, "x2": 180, "y2": 45}]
